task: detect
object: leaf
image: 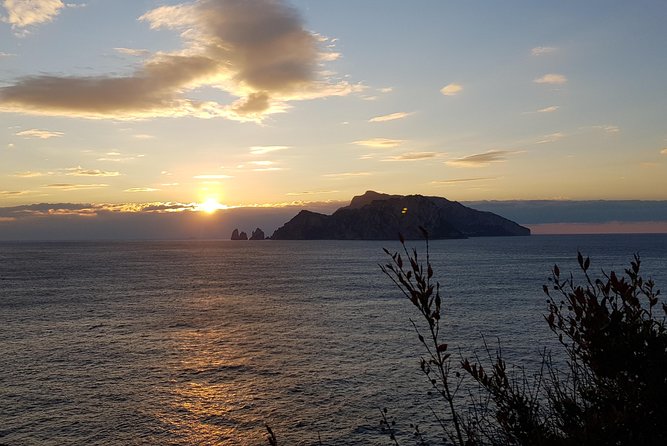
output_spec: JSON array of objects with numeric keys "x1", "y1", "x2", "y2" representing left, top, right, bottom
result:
[{"x1": 437, "y1": 343, "x2": 448, "y2": 352}]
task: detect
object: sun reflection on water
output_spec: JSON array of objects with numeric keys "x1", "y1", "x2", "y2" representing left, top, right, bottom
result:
[{"x1": 156, "y1": 328, "x2": 264, "y2": 445}]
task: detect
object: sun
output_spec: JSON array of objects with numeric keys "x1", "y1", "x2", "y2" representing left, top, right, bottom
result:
[{"x1": 197, "y1": 198, "x2": 225, "y2": 214}]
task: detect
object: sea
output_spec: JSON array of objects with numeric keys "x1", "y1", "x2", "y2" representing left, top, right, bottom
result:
[{"x1": 1, "y1": 234, "x2": 666, "y2": 445}]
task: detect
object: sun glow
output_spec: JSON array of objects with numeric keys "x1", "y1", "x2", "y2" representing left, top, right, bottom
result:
[{"x1": 197, "y1": 198, "x2": 226, "y2": 214}]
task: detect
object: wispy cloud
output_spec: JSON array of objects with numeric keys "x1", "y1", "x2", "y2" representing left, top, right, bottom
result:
[
  {"x1": 353, "y1": 138, "x2": 403, "y2": 148},
  {"x1": 14, "y1": 170, "x2": 52, "y2": 177},
  {"x1": 323, "y1": 172, "x2": 371, "y2": 178},
  {"x1": 247, "y1": 160, "x2": 283, "y2": 171},
  {"x1": 536, "y1": 132, "x2": 565, "y2": 144},
  {"x1": 0, "y1": 189, "x2": 30, "y2": 195},
  {"x1": 537, "y1": 105, "x2": 559, "y2": 113},
  {"x1": 96, "y1": 151, "x2": 144, "y2": 162},
  {"x1": 369, "y1": 111, "x2": 413, "y2": 123},
  {"x1": 133, "y1": 134, "x2": 154, "y2": 139},
  {"x1": 65, "y1": 166, "x2": 120, "y2": 177},
  {"x1": 531, "y1": 46, "x2": 557, "y2": 56},
  {"x1": 432, "y1": 177, "x2": 496, "y2": 185},
  {"x1": 43, "y1": 183, "x2": 108, "y2": 190},
  {"x1": 124, "y1": 187, "x2": 159, "y2": 192},
  {"x1": 440, "y1": 83, "x2": 463, "y2": 96},
  {"x1": 286, "y1": 190, "x2": 338, "y2": 196},
  {"x1": 0, "y1": 51, "x2": 16, "y2": 57},
  {"x1": 2, "y1": 0, "x2": 65, "y2": 28},
  {"x1": 193, "y1": 174, "x2": 233, "y2": 179},
  {"x1": 253, "y1": 167, "x2": 283, "y2": 172},
  {"x1": 0, "y1": 0, "x2": 358, "y2": 121},
  {"x1": 446, "y1": 150, "x2": 514, "y2": 167},
  {"x1": 250, "y1": 145, "x2": 289, "y2": 155},
  {"x1": 16, "y1": 128, "x2": 63, "y2": 139},
  {"x1": 383, "y1": 152, "x2": 438, "y2": 161},
  {"x1": 114, "y1": 47, "x2": 150, "y2": 57},
  {"x1": 592, "y1": 125, "x2": 620, "y2": 134},
  {"x1": 534, "y1": 74, "x2": 567, "y2": 85},
  {"x1": 660, "y1": 148, "x2": 667, "y2": 155}
]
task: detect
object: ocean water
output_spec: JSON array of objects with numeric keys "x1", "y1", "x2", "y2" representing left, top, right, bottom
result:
[{"x1": 1, "y1": 234, "x2": 666, "y2": 445}]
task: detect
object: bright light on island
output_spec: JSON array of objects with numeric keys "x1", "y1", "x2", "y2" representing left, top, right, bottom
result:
[{"x1": 197, "y1": 198, "x2": 226, "y2": 214}]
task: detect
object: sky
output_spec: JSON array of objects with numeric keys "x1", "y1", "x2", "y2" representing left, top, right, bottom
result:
[{"x1": 1, "y1": 0, "x2": 667, "y2": 238}]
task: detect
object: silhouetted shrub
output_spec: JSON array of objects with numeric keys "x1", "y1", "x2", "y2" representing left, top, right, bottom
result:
[{"x1": 381, "y1": 231, "x2": 667, "y2": 446}]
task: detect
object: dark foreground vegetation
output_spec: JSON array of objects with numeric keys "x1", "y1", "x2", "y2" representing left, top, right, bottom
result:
[{"x1": 268, "y1": 230, "x2": 667, "y2": 445}]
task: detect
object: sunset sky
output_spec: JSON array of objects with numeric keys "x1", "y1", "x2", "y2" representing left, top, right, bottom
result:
[{"x1": 1, "y1": 0, "x2": 666, "y2": 214}]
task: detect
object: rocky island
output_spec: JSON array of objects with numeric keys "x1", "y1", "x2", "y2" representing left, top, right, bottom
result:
[{"x1": 271, "y1": 191, "x2": 530, "y2": 240}]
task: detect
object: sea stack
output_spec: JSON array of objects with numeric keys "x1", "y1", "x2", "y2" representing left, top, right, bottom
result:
[
  {"x1": 249, "y1": 228, "x2": 265, "y2": 240},
  {"x1": 231, "y1": 229, "x2": 249, "y2": 240}
]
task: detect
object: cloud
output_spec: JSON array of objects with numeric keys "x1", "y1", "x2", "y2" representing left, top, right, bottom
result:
[
  {"x1": 592, "y1": 125, "x2": 620, "y2": 134},
  {"x1": 534, "y1": 74, "x2": 567, "y2": 85},
  {"x1": 246, "y1": 160, "x2": 283, "y2": 171},
  {"x1": 536, "y1": 132, "x2": 565, "y2": 144},
  {"x1": 383, "y1": 152, "x2": 438, "y2": 161},
  {"x1": 2, "y1": 0, "x2": 64, "y2": 28},
  {"x1": 432, "y1": 177, "x2": 496, "y2": 185},
  {"x1": 133, "y1": 134, "x2": 154, "y2": 139},
  {"x1": 0, "y1": 52, "x2": 16, "y2": 57},
  {"x1": 353, "y1": 137, "x2": 403, "y2": 148},
  {"x1": 250, "y1": 145, "x2": 289, "y2": 155},
  {"x1": 16, "y1": 128, "x2": 63, "y2": 139},
  {"x1": 440, "y1": 83, "x2": 463, "y2": 96},
  {"x1": 124, "y1": 187, "x2": 159, "y2": 192},
  {"x1": 14, "y1": 170, "x2": 52, "y2": 177},
  {"x1": 65, "y1": 166, "x2": 120, "y2": 176},
  {"x1": 96, "y1": 151, "x2": 144, "y2": 162},
  {"x1": 446, "y1": 150, "x2": 513, "y2": 167},
  {"x1": 661, "y1": 148, "x2": 667, "y2": 155},
  {"x1": 0, "y1": 0, "x2": 357, "y2": 121},
  {"x1": 323, "y1": 172, "x2": 371, "y2": 178},
  {"x1": 0, "y1": 190, "x2": 30, "y2": 195},
  {"x1": 537, "y1": 105, "x2": 559, "y2": 113},
  {"x1": 369, "y1": 112, "x2": 413, "y2": 123},
  {"x1": 531, "y1": 46, "x2": 557, "y2": 56},
  {"x1": 114, "y1": 47, "x2": 150, "y2": 57},
  {"x1": 43, "y1": 183, "x2": 108, "y2": 190},
  {"x1": 193, "y1": 174, "x2": 233, "y2": 179}
]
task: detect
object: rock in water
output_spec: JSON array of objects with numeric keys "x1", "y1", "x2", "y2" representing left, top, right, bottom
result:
[
  {"x1": 249, "y1": 228, "x2": 265, "y2": 240},
  {"x1": 231, "y1": 229, "x2": 241, "y2": 240}
]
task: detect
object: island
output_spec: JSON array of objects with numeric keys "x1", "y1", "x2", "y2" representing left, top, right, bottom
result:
[{"x1": 271, "y1": 191, "x2": 530, "y2": 240}]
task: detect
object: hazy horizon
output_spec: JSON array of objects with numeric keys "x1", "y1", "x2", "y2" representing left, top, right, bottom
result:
[{"x1": 1, "y1": 193, "x2": 666, "y2": 240}]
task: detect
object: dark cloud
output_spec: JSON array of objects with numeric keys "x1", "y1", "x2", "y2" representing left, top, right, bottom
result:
[
  {"x1": 0, "y1": 0, "x2": 354, "y2": 120},
  {"x1": 432, "y1": 177, "x2": 496, "y2": 184},
  {"x1": 446, "y1": 150, "x2": 514, "y2": 167}
]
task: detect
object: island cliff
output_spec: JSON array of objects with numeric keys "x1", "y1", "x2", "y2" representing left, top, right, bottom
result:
[{"x1": 271, "y1": 191, "x2": 530, "y2": 240}]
